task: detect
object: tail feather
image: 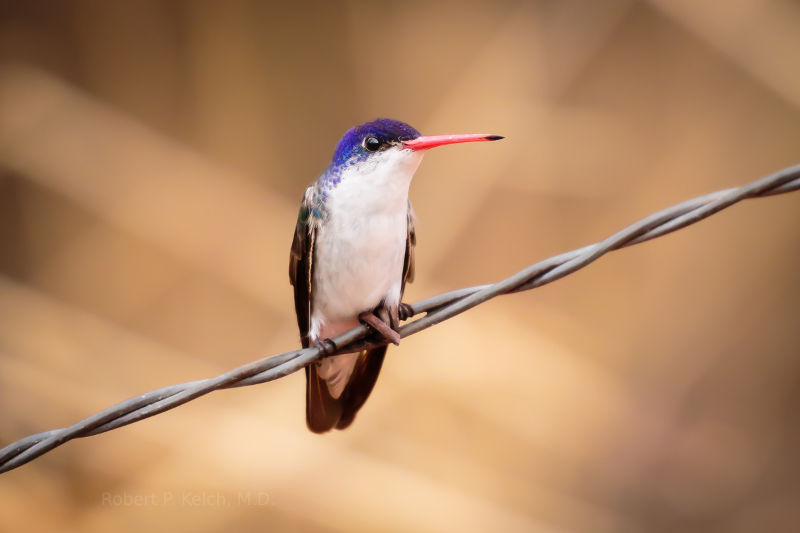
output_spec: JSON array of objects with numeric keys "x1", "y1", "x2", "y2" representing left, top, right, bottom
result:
[
  {"x1": 305, "y1": 365, "x2": 342, "y2": 433},
  {"x1": 336, "y1": 347, "x2": 386, "y2": 430},
  {"x1": 305, "y1": 347, "x2": 387, "y2": 433}
]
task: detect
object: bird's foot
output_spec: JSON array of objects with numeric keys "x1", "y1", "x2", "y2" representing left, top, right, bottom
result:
[
  {"x1": 313, "y1": 337, "x2": 338, "y2": 357},
  {"x1": 358, "y1": 310, "x2": 401, "y2": 346},
  {"x1": 398, "y1": 302, "x2": 415, "y2": 321}
]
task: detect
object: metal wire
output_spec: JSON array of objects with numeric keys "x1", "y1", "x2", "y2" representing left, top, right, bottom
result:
[{"x1": 2, "y1": 164, "x2": 799, "y2": 474}]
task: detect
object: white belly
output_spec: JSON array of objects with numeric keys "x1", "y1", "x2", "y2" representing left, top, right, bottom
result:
[{"x1": 310, "y1": 206, "x2": 407, "y2": 339}]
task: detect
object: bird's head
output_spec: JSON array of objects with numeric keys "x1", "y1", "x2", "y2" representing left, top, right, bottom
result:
[{"x1": 326, "y1": 118, "x2": 502, "y2": 187}]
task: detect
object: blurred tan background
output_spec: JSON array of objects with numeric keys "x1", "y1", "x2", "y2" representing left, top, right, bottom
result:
[{"x1": 1, "y1": 1, "x2": 799, "y2": 531}]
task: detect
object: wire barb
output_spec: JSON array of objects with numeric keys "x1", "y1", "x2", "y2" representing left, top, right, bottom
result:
[{"x1": 2, "y1": 164, "x2": 799, "y2": 475}]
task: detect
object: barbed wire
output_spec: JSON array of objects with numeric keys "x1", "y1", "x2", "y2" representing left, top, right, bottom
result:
[{"x1": 2, "y1": 164, "x2": 799, "y2": 474}]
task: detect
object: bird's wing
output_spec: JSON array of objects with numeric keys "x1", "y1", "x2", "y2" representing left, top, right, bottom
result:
[
  {"x1": 290, "y1": 188, "x2": 345, "y2": 432},
  {"x1": 402, "y1": 201, "x2": 416, "y2": 290},
  {"x1": 289, "y1": 187, "x2": 315, "y2": 348}
]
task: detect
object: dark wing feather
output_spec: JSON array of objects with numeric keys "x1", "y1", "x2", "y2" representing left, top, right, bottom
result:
[
  {"x1": 402, "y1": 202, "x2": 416, "y2": 289},
  {"x1": 290, "y1": 188, "x2": 342, "y2": 432},
  {"x1": 288, "y1": 198, "x2": 312, "y2": 348},
  {"x1": 335, "y1": 202, "x2": 417, "y2": 430}
]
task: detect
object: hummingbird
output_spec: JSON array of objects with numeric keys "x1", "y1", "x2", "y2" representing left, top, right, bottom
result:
[{"x1": 289, "y1": 118, "x2": 503, "y2": 432}]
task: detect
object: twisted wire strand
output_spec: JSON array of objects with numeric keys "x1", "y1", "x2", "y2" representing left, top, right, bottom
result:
[{"x1": 2, "y1": 164, "x2": 799, "y2": 474}]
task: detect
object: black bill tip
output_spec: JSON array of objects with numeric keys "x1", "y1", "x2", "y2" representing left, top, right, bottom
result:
[{"x1": 486, "y1": 135, "x2": 504, "y2": 141}]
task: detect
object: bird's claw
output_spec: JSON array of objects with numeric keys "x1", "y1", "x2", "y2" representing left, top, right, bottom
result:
[
  {"x1": 313, "y1": 337, "x2": 338, "y2": 357},
  {"x1": 358, "y1": 311, "x2": 401, "y2": 346},
  {"x1": 398, "y1": 303, "x2": 414, "y2": 321}
]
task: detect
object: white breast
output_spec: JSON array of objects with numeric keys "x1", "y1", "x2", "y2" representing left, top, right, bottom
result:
[{"x1": 309, "y1": 148, "x2": 423, "y2": 340}]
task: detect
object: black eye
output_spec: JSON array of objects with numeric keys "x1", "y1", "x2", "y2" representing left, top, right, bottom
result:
[{"x1": 363, "y1": 135, "x2": 382, "y2": 152}]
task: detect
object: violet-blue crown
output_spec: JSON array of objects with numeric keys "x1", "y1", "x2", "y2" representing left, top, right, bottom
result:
[{"x1": 330, "y1": 118, "x2": 421, "y2": 168}]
